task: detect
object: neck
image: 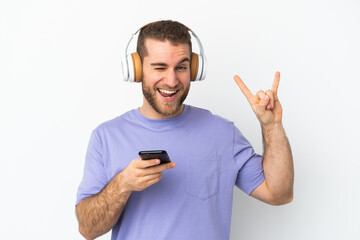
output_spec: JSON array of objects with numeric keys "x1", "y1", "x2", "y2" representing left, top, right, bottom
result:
[{"x1": 139, "y1": 98, "x2": 184, "y2": 120}]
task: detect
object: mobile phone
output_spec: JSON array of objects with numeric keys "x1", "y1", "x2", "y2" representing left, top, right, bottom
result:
[{"x1": 138, "y1": 150, "x2": 171, "y2": 164}]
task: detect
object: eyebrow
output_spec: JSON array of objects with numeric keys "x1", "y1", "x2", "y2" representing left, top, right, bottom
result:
[{"x1": 150, "y1": 57, "x2": 190, "y2": 67}]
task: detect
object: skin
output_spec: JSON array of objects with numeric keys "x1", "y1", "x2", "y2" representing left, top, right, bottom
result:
[
  {"x1": 234, "y1": 73, "x2": 294, "y2": 205},
  {"x1": 75, "y1": 38, "x2": 294, "y2": 239},
  {"x1": 139, "y1": 39, "x2": 192, "y2": 119}
]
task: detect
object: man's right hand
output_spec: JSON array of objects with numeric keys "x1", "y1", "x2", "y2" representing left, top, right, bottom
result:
[
  {"x1": 76, "y1": 158, "x2": 175, "y2": 239},
  {"x1": 121, "y1": 158, "x2": 176, "y2": 192}
]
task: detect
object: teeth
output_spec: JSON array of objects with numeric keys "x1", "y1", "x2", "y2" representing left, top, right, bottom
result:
[{"x1": 158, "y1": 89, "x2": 177, "y2": 94}]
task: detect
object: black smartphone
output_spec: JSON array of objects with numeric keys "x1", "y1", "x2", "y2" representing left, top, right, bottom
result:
[{"x1": 138, "y1": 150, "x2": 171, "y2": 164}]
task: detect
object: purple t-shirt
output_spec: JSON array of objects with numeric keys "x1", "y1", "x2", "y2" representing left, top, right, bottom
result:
[{"x1": 76, "y1": 105, "x2": 264, "y2": 240}]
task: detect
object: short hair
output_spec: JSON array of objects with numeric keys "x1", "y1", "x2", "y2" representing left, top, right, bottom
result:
[{"x1": 136, "y1": 20, "x2": 192, "y2": 61}]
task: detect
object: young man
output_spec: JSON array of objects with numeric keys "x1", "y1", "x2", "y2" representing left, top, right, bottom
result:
[{"x1": 75, "y1": 20, "x2": 294, "y2": 240}]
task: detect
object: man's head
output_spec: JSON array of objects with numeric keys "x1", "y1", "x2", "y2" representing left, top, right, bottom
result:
[
  {"x1": 138, "y1": 20, "x2": 192, "y2": 119},
  {"x1": 137, "y1": 20, "x2": 192, "y2": 61}
]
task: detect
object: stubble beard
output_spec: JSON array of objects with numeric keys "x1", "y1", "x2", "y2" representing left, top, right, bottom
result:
[{"x1": 142, "y1": 81, "x2": 190, "y2": 117}]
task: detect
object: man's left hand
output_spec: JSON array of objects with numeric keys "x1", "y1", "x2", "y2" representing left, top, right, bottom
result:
[{"x1": 233, "y1": 71, "x2": 283, "y2": 126}]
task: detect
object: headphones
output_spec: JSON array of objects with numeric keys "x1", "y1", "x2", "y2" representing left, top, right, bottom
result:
[{"x1": 121, "y1": 22, "x2": 207, "y2": 83}]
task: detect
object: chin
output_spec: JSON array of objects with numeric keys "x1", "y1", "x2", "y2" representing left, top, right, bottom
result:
[
  {"x1": 142, "y1": 81, "x2": 190, "y2": 118},
  {"x1": 154, "y1": 101, "x2": 182, "y2": 117}
]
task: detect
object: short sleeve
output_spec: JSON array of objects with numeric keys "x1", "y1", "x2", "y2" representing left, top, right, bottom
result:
[
  {"x1": 233, "y1": 125, "x2": 265, "y2": 195},
  {"x1": 76, "y1": 128, "x2": 108, "y2": 205}
]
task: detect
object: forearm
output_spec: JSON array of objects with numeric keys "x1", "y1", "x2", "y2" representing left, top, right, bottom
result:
[
  {"x1": 262, "y1": 122, "x2": 294, "y2": 202},
  {"x1": 76, "y1": 172, "x2": 132, "y2": 239}
]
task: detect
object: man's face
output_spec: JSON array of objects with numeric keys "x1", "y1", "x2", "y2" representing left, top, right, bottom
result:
[{"x1": 141, "y1": 38, "x2": 191, "y2": 119}]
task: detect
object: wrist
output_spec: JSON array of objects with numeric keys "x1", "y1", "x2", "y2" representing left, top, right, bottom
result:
[
  {"x1": 261, "y1": 122, "x2": 285, "y2": 143},
  {"x1": 115, "y1": 171, "x2": 133, "y2": 195},
  {"x1": 261, "y1": 121, "x2": 283, "y2": 132},
  {"x1": 104, "y1": 171, "x2": 132, "y2": 200}
]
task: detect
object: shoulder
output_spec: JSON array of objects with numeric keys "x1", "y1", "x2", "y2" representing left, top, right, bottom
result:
[
  {"x1": 187, "y1": 105, "x2": 235, "y2": 130},
  {"x1": 92, "y1": 109, "x2": 137, "y2": 136}
]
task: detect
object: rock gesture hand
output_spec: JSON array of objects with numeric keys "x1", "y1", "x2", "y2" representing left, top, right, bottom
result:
[{"x1": 233, "y1": 72, "x2": 283, "y2": 126}]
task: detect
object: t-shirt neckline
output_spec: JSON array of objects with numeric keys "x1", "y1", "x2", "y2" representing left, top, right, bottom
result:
[{"x1": 133, "y1": 104, "x2": 190, "y2": 131}]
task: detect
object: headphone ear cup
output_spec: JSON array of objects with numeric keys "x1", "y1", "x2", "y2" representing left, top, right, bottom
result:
[
  {"x1": 131, "y1": 52, "x2": 143, "y2": 82},
  {"x1": 190, "y1": 53, "x2": 199, "y2": 82}
]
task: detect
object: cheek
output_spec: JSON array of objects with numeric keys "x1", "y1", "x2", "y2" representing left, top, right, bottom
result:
[
  {"x1": 143, "y1": 71, "x2": 162, "y2": 86},
  {"x1": 178, "y1": 71, "x2": 191, "y2": 84}
]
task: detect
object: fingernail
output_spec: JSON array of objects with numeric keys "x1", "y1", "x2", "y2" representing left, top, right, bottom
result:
[{"x1": 156, "y1": 160, "x2": 160, "y2": 164}]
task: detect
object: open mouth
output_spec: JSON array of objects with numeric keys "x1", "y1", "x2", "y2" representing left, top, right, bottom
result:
[
  {"x1": 157, "y1": 88, "x2": 179, "y2": 103},
  {"x1": 157, "y1": 88, "x2": 178, "y2": 99}
]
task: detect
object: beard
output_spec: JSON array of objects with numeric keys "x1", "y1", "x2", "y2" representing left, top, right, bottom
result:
[{"x1": 142, "y1": 80, "x2": 190, "y2": 117}]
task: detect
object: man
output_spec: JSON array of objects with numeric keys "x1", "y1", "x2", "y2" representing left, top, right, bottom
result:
[{"x1": 75, "y1": 20, "x2": 294, "y2": 240}]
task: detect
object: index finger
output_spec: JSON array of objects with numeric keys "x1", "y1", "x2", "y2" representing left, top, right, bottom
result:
[
  {"x1": 233, "y1": 75, "x2": 254, "y2": 102},
  {"x1": 271, "y1": 71, "x2": 280, "y2": 96},
  {"x1": 148, "y1": 162, "x2": 176, "y2": 173},
  {"x1": 137, "y1": 158, "x2": 160, "y2": 168}
]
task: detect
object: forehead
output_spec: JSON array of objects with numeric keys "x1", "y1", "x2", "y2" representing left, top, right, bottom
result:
[{"x1": 143, "y1": 39, "x2": 191, "y2": 62}]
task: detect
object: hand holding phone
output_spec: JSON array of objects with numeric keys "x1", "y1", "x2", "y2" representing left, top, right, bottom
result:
[
  {"x1": 138, "y1": 150, "x2": 171, "y2": 164},
  {"x1": 119, "y1": 150, "x2": 175, "y2": 192}
]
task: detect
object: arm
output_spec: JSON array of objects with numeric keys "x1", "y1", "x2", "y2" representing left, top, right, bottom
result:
[
  {"x1": 76, "y1": 171, "x2": 131, "y2": 240},
  {"x1": 76, "y1": 158, "x2": 176, "y2": 239},
  {"x1": 252, "y1": 123, "x2": 294, "y2": 205},
  {"x1": 234, "y1": 72, "x2": 294, "y2": 205}
]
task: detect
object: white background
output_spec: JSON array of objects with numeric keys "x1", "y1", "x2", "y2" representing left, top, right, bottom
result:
[{"x1": 1, "y1": 0, "x2": 359, "y2": 239}]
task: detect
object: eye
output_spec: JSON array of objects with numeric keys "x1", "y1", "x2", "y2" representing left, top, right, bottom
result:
[
  {"x1": 155, "y1": 67, "x2": 165, "y2": 70},
  {"x1": 176, "y1": 66, "x2": 187, "y2": 70}
]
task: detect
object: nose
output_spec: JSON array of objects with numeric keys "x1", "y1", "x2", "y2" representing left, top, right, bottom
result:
[{"x1": 163, "y1": 69, "x2": 178, "y2": 88}]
